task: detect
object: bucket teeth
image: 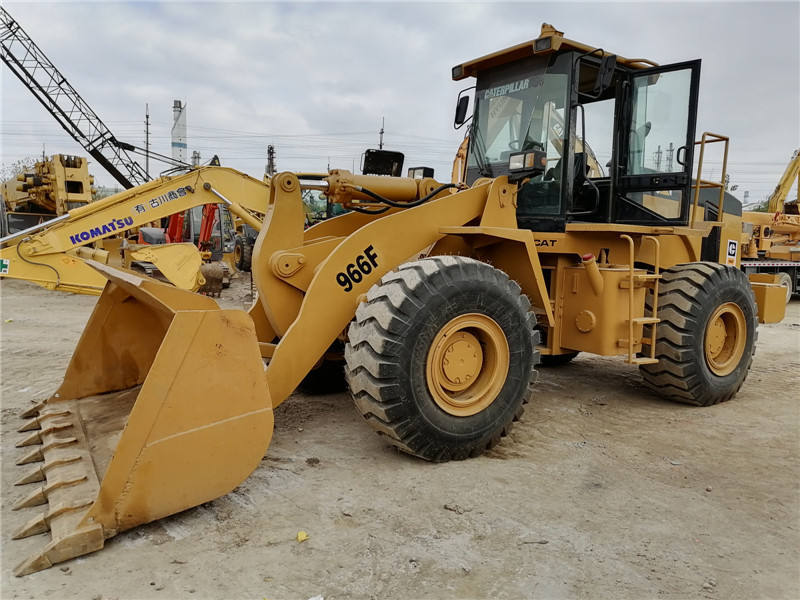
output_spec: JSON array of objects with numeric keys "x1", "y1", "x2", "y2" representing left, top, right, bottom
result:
[
  {"x1": 12, "y1": 500, "x2": 93, "y2": 540},
  {"x1": 15, "y1": 466, "x2": 46, "y2": 486},
  {"x1": 14, "y1": 523, "x2": 105, "y2": 577},
  {"x1": 14, "y1": 553, "x2": 53, "y2": 578},
  {"x1": 18, "y1": 410, "x2": 71, "y2": 432},
  {"x1": 13, "y1": 512, "x2": 49, "y2": 539},
  {"x1": 20, "y1": 401, "x2": 46, "y2": 419},
  {"x1": 17, "y1": 422, "x2": 73, "y2": 447},
  {"x1": 13, "y1": 488, "x2": 48, "y2": 510},
  {"x1": 13, "y1": 476, "x2": 88, "y2": 510},
  {"x1": 16, "y1": 437, "x2": 78, "y2": 465},
  {"x1": 18, "y1": 417, "x2": 42, "y2": 433},
  {"x1": 15, "y1": 456, "x2": 82, "y2": 486},
  {"x1": 17, "y1": 447, "x2": 45, "y2": 465}
]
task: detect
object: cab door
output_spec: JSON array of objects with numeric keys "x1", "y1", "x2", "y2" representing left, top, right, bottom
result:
[{"x1": 613, "y1": 60, "x2": 701, "y2": 225}]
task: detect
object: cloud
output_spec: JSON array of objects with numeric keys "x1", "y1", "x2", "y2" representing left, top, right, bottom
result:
[{"x1": 2, "y1": 1, "x2": 798, "y2": 204}]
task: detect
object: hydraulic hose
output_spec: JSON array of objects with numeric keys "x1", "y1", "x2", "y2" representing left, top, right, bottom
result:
[
  {"x1": 15, "y1": 239, "x2": 61, "y2": 288},
  {"x1": 351, "y1": 205, "x2": 390, "y2": 215},
  {"x1": 353, "y1": 183, "x2": 459, "y2": 209}
]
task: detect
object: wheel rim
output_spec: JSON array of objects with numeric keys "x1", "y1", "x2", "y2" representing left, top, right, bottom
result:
[
  {"x1": 426, "y1": 313, "x2": 510, "y2": 417},
  {"x1": 704, "y1": 302, "x2": 746, "y2": 376}
]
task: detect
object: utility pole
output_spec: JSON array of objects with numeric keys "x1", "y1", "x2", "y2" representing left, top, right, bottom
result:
[
  {"x1": 379, "y1": 116, "x2": 385, "y2": 150},
  {"x1": 666, "y1": 142, "x2": 674, "y2": 172},
  {"x1": 144, "y1": 103, "x2": 150, "y2": 178},
  {"x1": 653, "y1": 145, "x2": 663, "y2": 171},
  {"x1": 266, "y1": 144, "x2": 276, "y2": 177}
]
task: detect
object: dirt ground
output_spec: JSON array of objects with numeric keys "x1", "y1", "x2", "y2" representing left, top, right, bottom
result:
[{"x1": 1, "y1": 275, "x2": 798, "y2": 600}]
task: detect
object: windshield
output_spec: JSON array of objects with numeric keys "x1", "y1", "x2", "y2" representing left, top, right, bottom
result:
[{"x1": 468, "y1": 54, "x2": 571, "y2": 177}]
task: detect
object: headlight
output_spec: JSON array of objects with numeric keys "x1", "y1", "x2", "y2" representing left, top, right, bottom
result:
[
  {"x1": 407, "y1": 166, "x2": 434, "y2": 179},
  {"x1": 534, "y1": 37, "x2": 552, "y2": 52}
]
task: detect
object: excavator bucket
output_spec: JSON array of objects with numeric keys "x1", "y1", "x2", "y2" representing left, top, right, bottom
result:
[
  {"x1": 128, "y1": 243, "x2": 206, "y2": 291},
  {"x1": 11, "y1": 261, "x2": 273, "y2": 576}
]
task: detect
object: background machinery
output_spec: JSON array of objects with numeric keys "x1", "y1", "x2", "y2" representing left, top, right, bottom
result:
[
  {"x1": 0, "y1": 7, "x2": 247, "y2": 293},
  {"x1": 741, "y1": 149, "x2": 800, "y2": 300},
  {"x1": 0, "y1": 169, "x2": 265, "y2": 294},
  {"x1": 1, "y1": 154, "x2": 95, "y2": 236},
  {"x1": 8, "y1": 24, "x2": 787, "y2": 576}
]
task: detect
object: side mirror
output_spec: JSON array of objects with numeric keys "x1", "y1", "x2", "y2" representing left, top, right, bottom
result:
[
  {"x1": 593, "y1": 54, "x2": 616, "y2": 96},
  {"x1": 454, "y1": 95, "x2": 470, "y2": 127}
]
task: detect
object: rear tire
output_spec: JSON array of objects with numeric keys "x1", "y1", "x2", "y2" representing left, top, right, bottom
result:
[
  {"x1": 640, "y1": 262, "x2": 757, "y2": 406},
  {"x1": 344, "y1": 256, "x2": 540, "y2": 461}
]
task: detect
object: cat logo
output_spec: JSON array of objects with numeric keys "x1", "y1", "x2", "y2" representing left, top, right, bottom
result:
[{"x1": 726, "y1": 239, "x2": 738, "y2": 266}]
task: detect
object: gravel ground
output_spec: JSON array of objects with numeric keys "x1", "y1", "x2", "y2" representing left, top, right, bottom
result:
[{"x1": 1, "y1": 276, "x2": 798, "y2": 600}]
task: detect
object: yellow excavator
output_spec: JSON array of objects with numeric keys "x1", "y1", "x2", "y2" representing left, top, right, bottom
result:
[
  {"x1": 8, "y1": 24, "x2": 788, "y2": 576},
  {"x1": 0, "y1": 169, "x2": 265, "y2": 294}
]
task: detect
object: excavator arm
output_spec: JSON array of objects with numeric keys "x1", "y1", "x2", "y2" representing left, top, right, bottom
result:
[
  {"x1": 0, "y1": 167, "x2": 268, "y2": 293},
  {"x1": 767, "y1": 149, "x2": 799, "y2": 213}
]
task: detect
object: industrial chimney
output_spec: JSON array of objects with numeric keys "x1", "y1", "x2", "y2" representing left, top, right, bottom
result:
[{"x1": 171, "y1": 100, "x2": 187, "y2": 163}]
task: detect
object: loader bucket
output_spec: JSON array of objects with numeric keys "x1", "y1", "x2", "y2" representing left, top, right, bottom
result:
[{"x1": 11, "y1": 262, "x2": 273, "y2": 576}]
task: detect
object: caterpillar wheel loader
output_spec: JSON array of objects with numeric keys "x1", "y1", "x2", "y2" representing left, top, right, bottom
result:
[{"x1": 8, "y1": 24, "x2": 787, "y2": 576}]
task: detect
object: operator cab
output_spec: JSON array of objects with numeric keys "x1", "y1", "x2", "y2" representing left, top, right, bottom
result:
[{"x1": 453, "y1": 24, "x2": 705, "y2": 232}]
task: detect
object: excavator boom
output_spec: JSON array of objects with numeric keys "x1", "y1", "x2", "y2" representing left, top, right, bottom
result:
[
  {"x1": 767, "y1": 149, "x2": 800, "y2": 213},
  {"x1": 0, "y1": 167, "x2": 268, "y2": 294}
]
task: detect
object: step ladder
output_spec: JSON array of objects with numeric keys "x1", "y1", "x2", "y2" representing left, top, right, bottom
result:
[{"x1": 619, "y1": 234, "x2": 661, "y2": 365}]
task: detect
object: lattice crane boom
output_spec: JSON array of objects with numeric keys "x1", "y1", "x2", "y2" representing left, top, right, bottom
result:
[{"x1": 1, "y1": 6, "x2": 149, "y2": 189}]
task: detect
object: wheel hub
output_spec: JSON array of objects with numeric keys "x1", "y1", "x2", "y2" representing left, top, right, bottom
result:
[
  {"x1": 704, "y1": 302, "x2": 746, "y2": 377},
  {"x1": 426, "y1": 313, "x2": 510, "y2": 417},
  {"x1": 440, "y1": 332, "x2": 483, "y2": 391}
]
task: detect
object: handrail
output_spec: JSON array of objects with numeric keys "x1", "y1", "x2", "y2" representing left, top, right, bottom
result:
[{"x1": 691, "y1": 132, "x2": 729, "y2": 229}]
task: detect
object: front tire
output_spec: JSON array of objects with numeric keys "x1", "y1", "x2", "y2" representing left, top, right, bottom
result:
[
  {"x1": 640, "y1": 262, "x2": 757, "y2": 406},
  {"x1": 344, "y1": 256, "x2": 540, "y2": 461}
]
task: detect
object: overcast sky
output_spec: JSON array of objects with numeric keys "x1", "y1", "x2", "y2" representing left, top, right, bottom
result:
[{"x1": 2, "y1": 1, "x2": 798, "y2": 205}]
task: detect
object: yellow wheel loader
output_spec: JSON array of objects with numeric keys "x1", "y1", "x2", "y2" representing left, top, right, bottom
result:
[{"x1": 8, "y1": 24, "x2": 788, "y2": 576}]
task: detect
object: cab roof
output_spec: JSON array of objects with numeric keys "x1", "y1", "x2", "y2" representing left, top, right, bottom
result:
[{"x1": 452, "y1": 24, "x2": 659, "y2": 81}]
